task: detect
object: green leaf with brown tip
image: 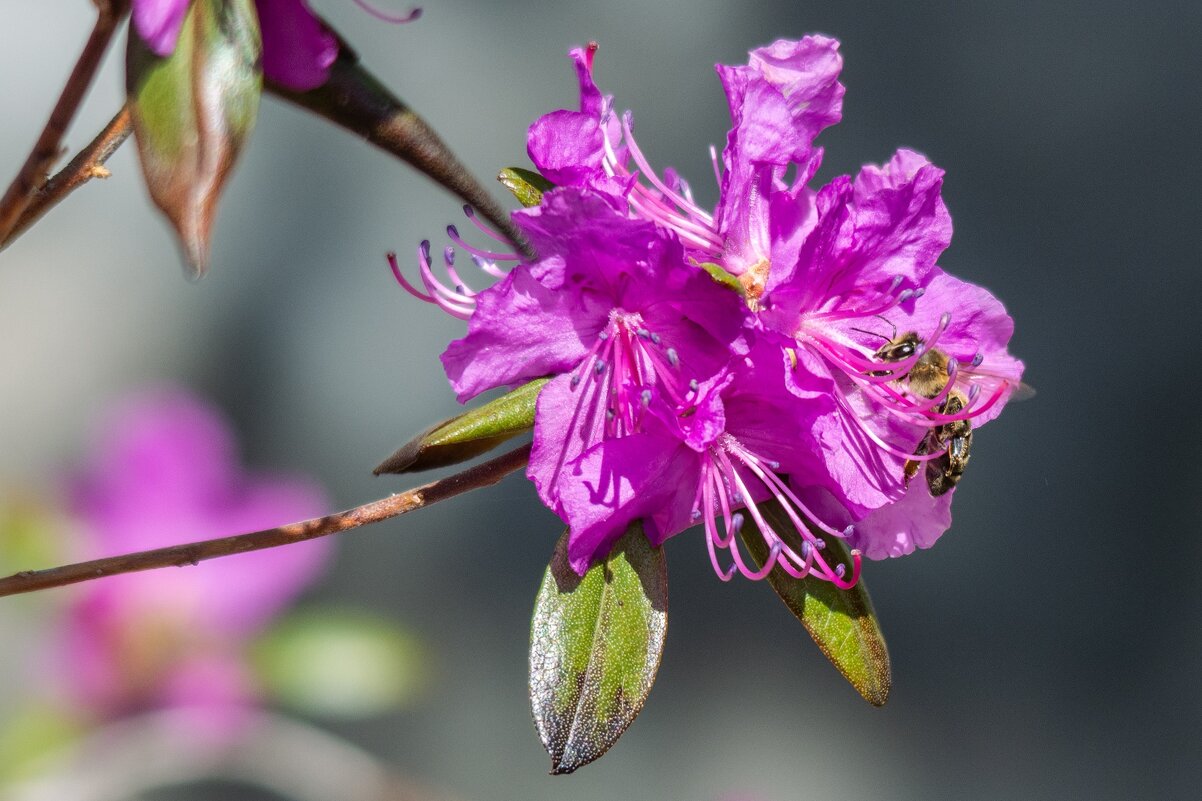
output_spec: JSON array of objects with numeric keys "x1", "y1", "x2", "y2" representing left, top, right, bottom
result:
[
  {"x1": 530, "y1": 523, "x2": 667, "y2": 775},
  {"x1": 126, "y1": 0, "x2": 262, "y2": 278},
  {"x1": 498, "y1": 167, "x2": 554, "y2": 208},
  {"x1": 740, "y1": 500, "x2": 891, "y2": 706},
  {"x1": 375, "y1": 378, "x2": 548, "y2": 474}
]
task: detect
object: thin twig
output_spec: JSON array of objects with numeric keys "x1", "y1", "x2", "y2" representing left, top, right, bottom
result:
[
  {"x1": 0, "y1": 0, "x2": 130, "y2": 244},
  {"x1": 1, "y1": 105, "x2": 132, "y2": 251},
  {"x1": 0, "y1": 443, "x2": 531, "y2": 599}
]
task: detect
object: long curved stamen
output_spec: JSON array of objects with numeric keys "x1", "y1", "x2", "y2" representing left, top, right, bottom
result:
[
  {"x1": 560, "y1": 312, "x2": 699, "y2": 471},
  {"x1": 446, "y1": 225, "x2": 519, "y2": 262},
  {"x1": 924, "y1": 382, "x2": 1006, "y2": 422},
  {"x1": 625, "y1": 189, "x2": 725, "y2": 251},
  {"x1": 439, "y1": 247, "x2": 477, "y2": 297},
  {"x1": 811, "y1": 312, "x2": 976, "y2": 430},
  {"x1": 392, "y1": 208, "x2": 523, "y2": 320},
  {"x1": 470, "y1": 253, "x2": 508, "y2": 280},
  {"x1": 351, "y1": 0, "x2": 421, "y2": 24},
  {"x1": 619, "y1": 113, "x2": 714, "y2": 225},
  {"x1": 813, "y1": 283, "x2": 922, "y2": 326},
  {"x1": 462, "y1": 205, "x2": 512, "y2": 245},
  {"x1": 389, "y1": 249, "x2": 474, "y2": 319},
  {"x1": 416, "y1": 243, "x2": 476, "y2": 305},
  {"x1": 709, "y1": 460, "x2": 777, "y2": 580},
  {"x1": 596, "y1": 109, "x2": 725, "y2": 254},
  {"x1": 709, "y1": 144, "x2": 723, "y2": 189},
  {"x1": 725, "y1": 443, "x2": 853, "y2": 542},
  {"x1": 695, "y1": 439, "x2": 862, "y2": 586},
  {"x1": 701, "y1": 472, "x2": 738, "y2": 581}
]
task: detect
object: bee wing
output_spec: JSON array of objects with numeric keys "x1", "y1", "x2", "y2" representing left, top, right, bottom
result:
[
  {"x1": 960, "y1": 369, "x2": 1035, "y2": 403},
  {"x1": 1007, "y1": 382, "x2": 1037, "y2": 402}
]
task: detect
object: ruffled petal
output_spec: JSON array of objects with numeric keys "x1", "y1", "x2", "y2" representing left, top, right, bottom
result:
[
  {"x1": 717, "y1": 36, "x2": 844, "y2": 167},
  {"x1": 845, "y1": 479, "x2": 954, "y2": 559},
  {"x1": 527, "y1": 110, "x2": 606, "y2": 187},
  {"x1": 556, "y1": 431, "x2": 698, "y2": 574},
  {"x1": 763, "y1": 150, "x2": 950, "y2": 320},
  {"x1": 440, "y1": 262, "x2": 607, "y2": 402},
  {"x1": 712, "y1": 36, "x2": 843, "y2": 274},
  {"x1": 568, "y1": 45, "x2": 604, "y2": 116}
]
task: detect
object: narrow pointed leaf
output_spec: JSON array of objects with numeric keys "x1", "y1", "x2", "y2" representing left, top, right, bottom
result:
[
  {"x1": 126, "y1": 0, "x2": 262, "y2": 277},
  {"x1": 740, "y1": 500, "x2": 891, "y2": 706},
  {"x1": 530, "y1": 523, "x2": 667, "y2": 775},
  {"x1": 498, "y1": 167, "x2": 554, "y2": 208},
  {"x1": 375, "y1": 378, "x2": 548, "y2": 474}
]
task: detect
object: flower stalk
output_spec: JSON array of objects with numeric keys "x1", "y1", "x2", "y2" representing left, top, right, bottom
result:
[
  {"x1": 0, "y1": 0, "x2": 130, "y2": 244},
  {"x1": 0, "y1": 442, "x2": 531, "y2": 599},
  {"x1": 0, "y1": 105, "x2": 133, "y2": 251}
]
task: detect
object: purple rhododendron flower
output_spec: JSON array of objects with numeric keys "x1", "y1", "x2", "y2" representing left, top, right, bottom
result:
[
  {"x1": 518, "y1": 37, "x2": 1025, "y2": 558},
  {"x1": 58, "y1": 388, "x2": 328, "y2": 723},
  {"x1": 397, "y1": 34, "x2": 1026, "y2": 578},
  {"x1": 132, "y1": 0, "x2": 340, "y2": 90}
]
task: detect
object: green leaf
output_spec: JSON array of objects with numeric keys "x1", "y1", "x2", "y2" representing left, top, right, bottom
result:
[
  {"x1": 740, "y1": 500, "x2": 891, "y2": 706},
  {"x1": 126, "y1": 0, "x2": 262, "y2": 278},
  {"x1": 529, "y1": 523, "x2": 667, "y2": 775},
  {"x1": 251, "y1": 608, "x2": 428, "y2": 719},
  {"x1": 695, "y1": 260, "x2": 745, "y2": 295},
  {"x1": 498, "y1": 167, "x2": 554, "y2": 208},
  {"x1": 375, "y1": 378, "x2": 548, "y2": 474}
]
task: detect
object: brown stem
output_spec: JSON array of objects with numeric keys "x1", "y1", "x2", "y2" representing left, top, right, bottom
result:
[
  {"x1": 1, "y1": 105, "x2": 132, "y2": 251},
  {"x1": 267, "y1": 53, "x2": 533, "y2": 259},
  {"x1": 0, "y1": 442, "x2": 531, "y2": 599},
  {"x1": 0, "y1": 0, "x2": 130, "y2": 244}
]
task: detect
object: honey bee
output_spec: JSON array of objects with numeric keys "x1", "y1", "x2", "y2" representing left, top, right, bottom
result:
[
  {"x1": 872, "y1": 331, "x2": 971, "y2": 497},
  {"x1": 913, "y1": 391, "x2": 972, "y2": 496}
]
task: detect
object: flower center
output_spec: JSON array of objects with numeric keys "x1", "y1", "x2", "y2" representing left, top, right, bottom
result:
[
  {"x1": 565, "y1": 309, "x2": 690, "y2": 440},
  {"x1": 739, "y1": 258, "x2": 771, "y2": 310}
]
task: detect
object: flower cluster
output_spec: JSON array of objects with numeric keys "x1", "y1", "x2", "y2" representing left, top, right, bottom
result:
[{"x1": 396, "y1": 36, "x2": 1024, "y2": 583}]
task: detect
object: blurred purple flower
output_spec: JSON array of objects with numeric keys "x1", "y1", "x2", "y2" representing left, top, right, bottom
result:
[
  {"x1": 58, "y1": 388, "x2": 329, "y2": 723},
  {"x1": 133, "y1": 0, "x2": 340, "y2": 91}
]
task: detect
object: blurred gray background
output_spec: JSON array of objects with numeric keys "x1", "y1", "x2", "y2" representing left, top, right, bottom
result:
[{"x1": 2, "y1": 0, "x2": 1200, "y2": 798}]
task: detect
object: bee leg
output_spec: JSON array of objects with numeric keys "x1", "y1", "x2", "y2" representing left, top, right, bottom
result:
[{"x1": 926, "y1": 455, "x2": 954, "y2": 496}]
